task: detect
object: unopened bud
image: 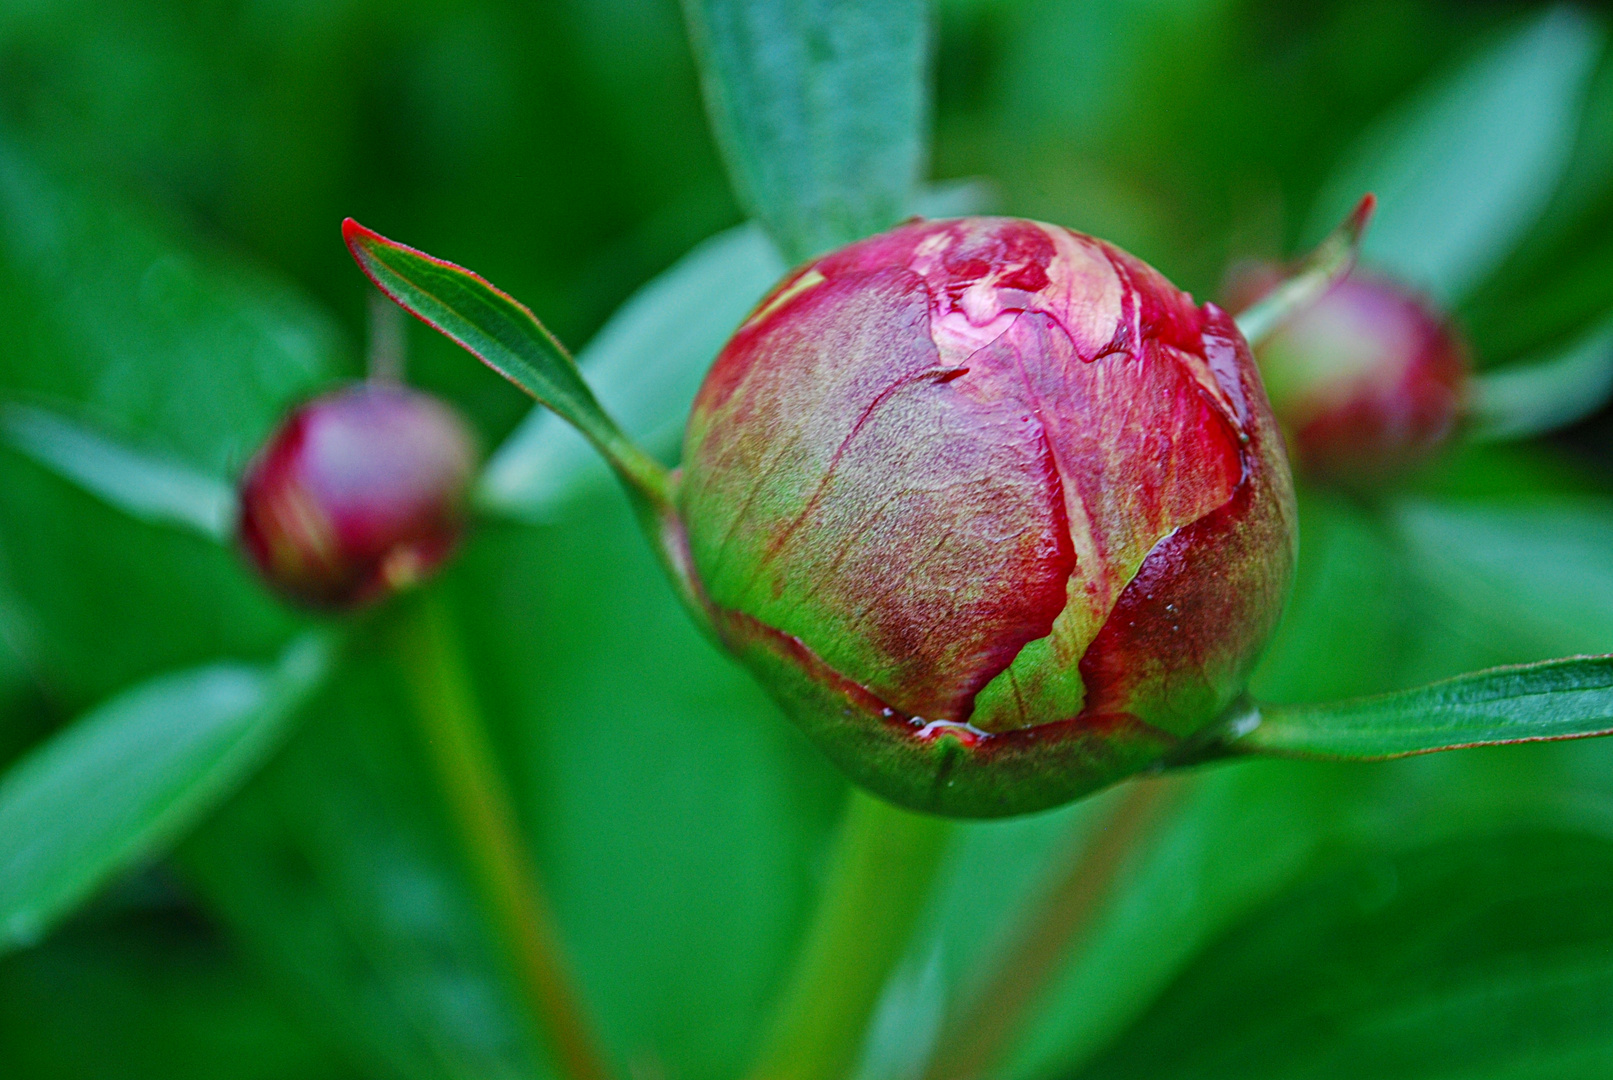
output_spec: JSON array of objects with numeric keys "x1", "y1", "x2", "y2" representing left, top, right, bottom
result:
[
  {"x1": 677, "y1": 218, "x2": 1296, "y2": 816},
  {"x1": 238, "y1": 384, "x2": 478, "y2": 609},
  {"x1": 1231, "y1": 264, "x2": 1469, "y2": 484}
]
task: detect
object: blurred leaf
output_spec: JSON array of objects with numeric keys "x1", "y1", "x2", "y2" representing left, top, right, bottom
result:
[
  {"x1": 457, "y1": 498, "x2": 846, "y2": 1079},
  {"x1": 180, "y1": 634, "x2": 543, "y2": 1080},
  {"x1": 1236, "y1": 656, "x2": 1613, "y2": 760},
  {"x1": 0, "y1": 452, "x2": 298, "y2": 706},
  {"x1": 1250, "y1": 488, "x2": 1418, "y2": 705},
  {"x1": 183, "y1": 493, "x2": 846, "y2": 1080},
  {"x1": 0, "y1": 134, "x2": 342, "y2": 473},
  {"x1": 913, "y1": 177, "x2": 999, "y2": 220},
  {"x1": 1468, "y1": 310, "x2": 1613, "y2": 441},
  {"x1": 0, "y1": 135, "x2": 339, "y2": 702},
  {"x1": 477, "y1": 221, "x2": 785, "y2": 521},
  {"x1": 997, "y1": 738, "x2": 1613, "y2": 1080},
  {"x1": 0, "y1": 571, "x2": 35, "y2": 731},
  {"x1": 0, "y1": 403, "x2": 236, "y2": 543},
  {"x1": 682, "y1": 0, "x2": 929, "y2": 261},
  {"x1": 1308, "y1": 5, "x2": 1604, "y2": 303},
  {"x1": 0, "y1": 631, "x2": 335, "y2": 953},
  {"x1": 1070, "y1": 829, "x2": 1613, "y2": 1080},
  {"x1": 1390, "y1": 497, "x2": 1613, "y2": 670},
  {"x1": 1254, "y1": 459, "x2": 1613, "y2": 715},
  {"x1": 1459, "y1": 47, "x2": 1613, "y2": 359},
  {"x1": 0, "y1": 909, "x2": 361, "y2": 1080}
]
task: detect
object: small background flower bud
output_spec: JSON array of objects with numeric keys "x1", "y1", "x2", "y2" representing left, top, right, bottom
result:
[
  {"x1": 677, "y1": 217, "x2": 1296, "y2": 816},
  {"x1": 238, "y1": 383, "x2": 479, "y2": 610},
  {"x1": 1229, "y1": 263, "x2": 1470, "y2": 485}
]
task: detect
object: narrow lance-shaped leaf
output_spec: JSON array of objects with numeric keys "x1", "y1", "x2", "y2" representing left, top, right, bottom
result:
[
  {"x1": 1068, "y1": 831, "x2": 1613, "y2": 1080},
  {"x1": 682, "y1": 0, "x2": 929, "y2": 262},
  {"x1": 1, "y1": 402, "x2": 237, "y2": 543},
  {"x1": 1467, "y1": 309, "x2": 1613, "y2": 441},
  {"x1": 1228, "y1": 656, "x2": 1613, "y2": 760},
  {"x1": 1307, "y1": 5, "x2": 1605, "y2": 303},
  {"x1": 1236, "y1": 194, "x2": 1375, "y2": 349},
  {"x1": 342, "y1": 220, "x2": 669, "y2": 513},
  {"x1": 0, "y1": 630, "x2": 337, "y2": 952}
]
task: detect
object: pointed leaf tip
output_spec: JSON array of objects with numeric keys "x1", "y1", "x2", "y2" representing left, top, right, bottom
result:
[
  {"x1": 1235, "y1": 193, "x2": 1376, "y2": 348},
  {"x1": 341, "y1": 219, "x2": 540, "y2": 343},
  {"x1": 1345, "y1": 192, "x2": 1377, "y2": 242},
  {"x1": 335, "y1": 216, "x2": 672, "y2": 514}
]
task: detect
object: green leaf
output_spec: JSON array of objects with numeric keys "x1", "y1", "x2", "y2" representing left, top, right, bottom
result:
[
  {"x1": 1307, "y1": 6, "x2": 1605, "y2": 303},
  {"x1": 993, "y1": 734, "x2": 1613, "y2": 1080},
  {"x1": 0, "y1": 136, "x2": 338, "y2": 704},
  {"x1": 343, "y1": 219, "x2": 669, "y2": 510},
  {"x1": 1234, "y1": 656, "x2": 1613, "y2": 760},
  {"x1": 682, "y1": 0, "x2": 929, "y2": 261},
  {"x1": 182, "y1": 497, "x2": 847, "y2": 1080},
  {"x1": 456, "y1": 500, "x2": 847, "y2": 1079},
  {"x1": 1468, "y1": 310, "x2": 1613, "y2": 441},
  {"x1": 0, "y1": 403, "x2": 236, "y2": 543},
  {"x1": 179, "y1": 636, "x2": 546, "y2": 1080},
  {"x1": 0, "y1": 911, "x2": 361, "y2": 1080},
  {"x1": 477, "y1": 221, "x2": 785, "y2": 521},
  {"x1": 1389, "y1": 497, "x2": 1613, "y2": 675},
  {"x1": 0, "y1": 631, "x2": 335, "y2": 952},
  {"x1": 1069, "y1": 830, "x2": 1613, "y2": 1080},
  {"x1": 0, "y1": 136, "x2": 341, "y2": 475}
]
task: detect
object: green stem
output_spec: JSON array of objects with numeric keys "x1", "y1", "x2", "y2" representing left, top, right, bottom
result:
[
  {"x1": 920, "y1": 779, "x2": 1178, "y2": 1080},
  {"x1": 747, "y1": 789, "x2": 953, "y2": 1080},
  {"x1": 391, "y1": 591, "x2": 613, "y2": 1080}
]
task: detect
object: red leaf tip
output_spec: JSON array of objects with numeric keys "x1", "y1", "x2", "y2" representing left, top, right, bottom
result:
[
  {"x1": 1347, "y1": 193, "x2": 1377, "y2": 240},
  {"x1": 342, "y1": 216, "x2": 380, "y2": 252}
]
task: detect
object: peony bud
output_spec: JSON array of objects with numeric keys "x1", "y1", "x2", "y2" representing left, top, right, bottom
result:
[
  {"x1": 676, "y1": 218, "x2": 1296, "y2": 816},
  {"x1": 1230, "y1": 264, "x2": 1469, "y2": 484},
  {"x1": 238, "y1": 383, "x2": 478, "y2": 610}
]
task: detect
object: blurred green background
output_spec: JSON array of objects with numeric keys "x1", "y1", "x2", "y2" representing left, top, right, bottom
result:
[{"x1": 3, "y1": 2, "x2": 1613, "y2": 1079}]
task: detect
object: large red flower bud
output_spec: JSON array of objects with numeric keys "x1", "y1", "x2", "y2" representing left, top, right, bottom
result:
[
  {"x1": 238, "y1": 383, "x2": 479, "y2": 610},
  {"x1": 1231, "y1": 265, "x2": 1470, "y2": 484},
  {"x1": 677, "y1": 217, "x2": 1296, "y2": 816}
]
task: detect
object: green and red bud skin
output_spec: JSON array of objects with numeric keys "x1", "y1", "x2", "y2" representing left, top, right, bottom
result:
[
  {"x1": 1232, "y1": 264, "x2": 1470, "y2": 486},
  {"x1": 677, "y1": 217, "x2": 1296, "y2": 816},
  {"x1": 238, "y1": 383, "x2": 479, "y2": 610}
]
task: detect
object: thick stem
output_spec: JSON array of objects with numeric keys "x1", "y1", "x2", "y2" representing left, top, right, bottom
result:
[
  {"x1": 747, "y1": 789, "x2": 953, "y2": 1080},
  {"x1": 391, "y1": 591, "x2": 613, "y2": 1080},
  {"x1": 920, "y1": 778, "x2": 1178, "y2": 1080}
]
